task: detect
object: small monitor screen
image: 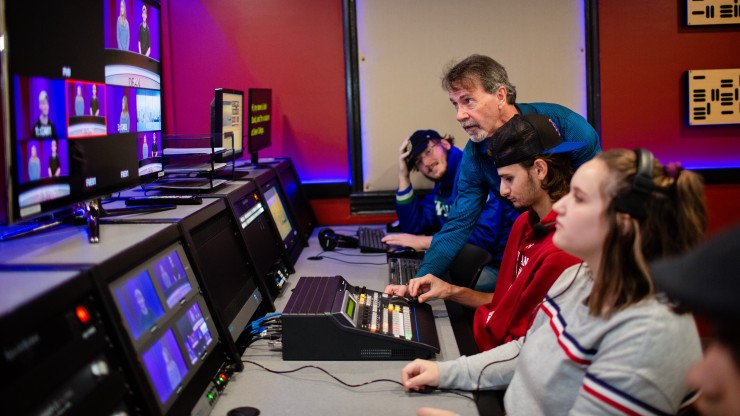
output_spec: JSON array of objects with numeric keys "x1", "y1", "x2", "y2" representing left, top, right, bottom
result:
[
  {"x1": 218, "y1": 89, "x2": 244, "y2": 156},
  {"x1": 175, "y1": 302, "x2": 214, "y2": 365},
  {"x1": 247, "y1": 88, "x2": 271, "y2": 156},
  {"x1": 233, "y1": 190, "x2": 282, "y2": 277},
  {"x1": 141, "y1": 329, "x2": 189, "y2": 404},
  {"x1": 263, "y1": 185, "x2": 292, "y2": 242},
  {"x1": 113, "y1": 269, "x2": 166, "y2": 340},
  {"x1": 152, "y1": 250, "x2": 192, "y2": 308}
]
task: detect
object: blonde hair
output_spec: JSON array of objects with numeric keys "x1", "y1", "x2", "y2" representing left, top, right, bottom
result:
[{"x1": 588, "y1": 149, "x2": 707, "y2": 318}]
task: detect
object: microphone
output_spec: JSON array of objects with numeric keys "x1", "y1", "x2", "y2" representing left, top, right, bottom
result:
[{"x1": 533, "y1": 221, "x2": 556, "y2": 237}]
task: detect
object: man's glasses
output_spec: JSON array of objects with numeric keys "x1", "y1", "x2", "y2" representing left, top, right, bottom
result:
[{"x1": 414, "y1": 141, "x2": 442, "y2": 168}]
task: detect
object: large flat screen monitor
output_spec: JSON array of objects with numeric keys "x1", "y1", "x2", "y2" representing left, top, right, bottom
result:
[
  {"x1": 2, "y1": 0, "x2": 164, "y2": 225},
  {"x1": 108, "y1": 243, "x2": 219, "y2": 415},
  {"x1": 211, "y1": 88, "x2": 244, "y2": 162}
]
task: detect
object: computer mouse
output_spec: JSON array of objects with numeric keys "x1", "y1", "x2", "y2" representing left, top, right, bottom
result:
[
  {"x1": 412, "y1": 385, "x2": 437, "y2": 394},
  {"x1": 227, "y1": 406, "x2": 260, "y2": 416},
  {"x1": 391, "y1": 246, "x2": 416, "y2": 254}
]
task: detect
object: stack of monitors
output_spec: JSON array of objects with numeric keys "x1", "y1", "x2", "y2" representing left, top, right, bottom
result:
[
  {"x1": 107, "y1": 243, "x2": 219, "y2": 414},
  {"x1": 3, "y1": 0, "x2": 163, "y2": 224}
]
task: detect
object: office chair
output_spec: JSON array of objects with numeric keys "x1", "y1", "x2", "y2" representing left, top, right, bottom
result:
[{"x1": 447, "y1": 243, "x2": 495, "y2": 289}]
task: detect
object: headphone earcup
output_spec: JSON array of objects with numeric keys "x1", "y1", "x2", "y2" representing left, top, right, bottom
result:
[{"x1": 318, "y1": 228, "x2": 338, "y2": 251}]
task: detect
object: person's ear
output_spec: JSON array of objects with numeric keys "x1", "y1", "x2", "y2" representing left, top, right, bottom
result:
[
  {"x1": 440, "y1": 139, "x2": 452, "y2": 151},
  {"x1": 533, "y1": 158, "x2": 548, "y2": 181},
  {"x1": 495, "y1": 86, "x2": 508, "y2": 104}
]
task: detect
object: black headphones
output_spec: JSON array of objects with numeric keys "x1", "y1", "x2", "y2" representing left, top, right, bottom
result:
[
  {"x1": 318, "y1": 228, "x2": 359, "y2": 251},
  {"x1": 614, "y1": 148, "x2": 655, "y2": 220}
]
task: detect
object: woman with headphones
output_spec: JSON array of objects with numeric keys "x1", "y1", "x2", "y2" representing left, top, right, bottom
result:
[{"x1": 402, "y1": 148, "x2": 707, "y2": 416}]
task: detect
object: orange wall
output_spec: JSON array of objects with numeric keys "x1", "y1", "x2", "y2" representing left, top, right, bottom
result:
[{"x1": 599, "y1": 0, "x2": 740, "y2": 236}]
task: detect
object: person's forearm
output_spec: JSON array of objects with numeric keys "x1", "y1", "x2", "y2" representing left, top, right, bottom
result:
[
  {"x1": 447, "y1": 286, "x2": 493, "y2": 309},
  {"x1": 398, "y1": 173, "x2": 411, "y2": 192}
]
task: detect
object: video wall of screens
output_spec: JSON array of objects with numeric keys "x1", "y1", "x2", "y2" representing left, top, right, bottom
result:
[
  {"x1": 3, "y1": 0, "x2": 163, "y2": 223},
  {"x1": 108, "y1": 243, "x2": 218, "y2": 413}
]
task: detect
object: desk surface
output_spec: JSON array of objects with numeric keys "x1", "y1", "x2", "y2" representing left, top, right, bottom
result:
[{"x1": 210, "y1": 225, "x2": 481, "y2": 416}]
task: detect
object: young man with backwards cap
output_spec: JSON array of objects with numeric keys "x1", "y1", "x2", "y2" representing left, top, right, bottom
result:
[
  {"x1": 415, "y1": 54, "x2": 601, "y2": 283},
  {"x1": 386, "y1": 113, "x2": 585, "y2": 352},
  {"x1": 652, "y1": 226, "x2": 740, "y2": 416},
  {"x1": 382, "y1": 129, "x2": 519, "y2": 291}
]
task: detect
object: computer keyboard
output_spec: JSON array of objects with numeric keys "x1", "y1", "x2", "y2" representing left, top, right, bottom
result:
[
  {"x1": 388, "y1": 257, "x2": 422, "y2": 286},
  {"x1": 357, "y1": 227, "x2": 388, "y2": 253}
]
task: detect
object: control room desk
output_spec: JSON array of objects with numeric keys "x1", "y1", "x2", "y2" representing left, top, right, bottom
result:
[{"x1": 210, "y1": 225, "x2": 481, "y2": 416}]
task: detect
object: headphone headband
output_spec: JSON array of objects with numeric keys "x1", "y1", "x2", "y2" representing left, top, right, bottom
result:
[{"x1": 614, "y1": 148, "x2": 655, "y2": 220}]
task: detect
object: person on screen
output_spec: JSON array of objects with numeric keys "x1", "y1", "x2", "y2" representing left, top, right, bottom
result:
[
  {"x1": 163, "y1": 347, "x2": 181, "y2": 390},
  {"x1": 401, "y1": 149, "x2": 706, "y2": 416},
  {"x1": 32, "y1": 90, "x2": 56, "y2": 138},
  {"x1": 74, "y1": 85, "x2": 84, "y2": 116},
  {"x1": 138, "y1": 4, "x2": 151, "y2": 57},
  {"x1": 413, "y1": 54, "x2": 600, "y2": 285},
  {"x1": 119, "y1": 95, "x2": 130, "y2": 133},
  {"x1": 90, "y1": 84, "x2": 100, "y2": 116},
  {"x1": 28, "y1": 144, "x2": 41, "y2": 181},
  {"x1": 116, "y1": 0, "x2": 130, "y2": 50},
  {"x1": 159, "y1": 263, "x2": 172, "y2": 287},
  {"x1": 168, "y1": 255, "x2": 184, "y2": 282},
  {"x1": 134, "y1": 288, "x2": 157, "y2": 331},
  {"x1": 48, "y1": 139, "x2": 61, "y2": 177},
  {"x1": 382, "y1": 129, "x2": 518, "y2": 291},
  {"x1": 151, "y1": 132, "x2": 158, "y2": 157},
  {"x1": 142, "y1": 134, "x2": 149, "y2": 159}
]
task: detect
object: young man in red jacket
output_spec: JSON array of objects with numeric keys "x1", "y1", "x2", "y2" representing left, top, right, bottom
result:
[{"x1": 386, "y1": 113, "x2": 589, "y2": 351}]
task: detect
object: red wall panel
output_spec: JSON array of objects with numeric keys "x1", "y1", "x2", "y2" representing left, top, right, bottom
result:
[{"x1": 599, "y1": 0, "x2": 740, "y2": 235}]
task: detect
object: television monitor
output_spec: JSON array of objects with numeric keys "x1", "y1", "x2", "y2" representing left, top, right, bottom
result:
[
  {"x1": 108, "y1": 243, "x2": 219, "y2": 414},
  {"x1": 2, "y1": 0, "x2": 164, "y2": 226},
  {"x1": 261, "y1": 178, "x2": 302, "y2": 266},
  {"x1": 246, "y1": 88, "x2": 271, "y2": 164},
  {"x1": 211, "y1": 88, "x2": 244, "y2": 161},
  {"x1": 230, "y1": 182, "x2": 288, "y2": 298}
]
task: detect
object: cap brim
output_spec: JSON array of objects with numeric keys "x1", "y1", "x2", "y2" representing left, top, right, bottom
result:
[{"x1": 544, "y1": 140, "x2": 588, "y2": 155}]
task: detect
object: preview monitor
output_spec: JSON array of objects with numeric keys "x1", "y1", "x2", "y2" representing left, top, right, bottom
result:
[
  {"x1": 261, "y1": 178, "x2": 302, "y2": 266},
  {"x1": 2, "y1": 0, "x2": 164, "y2": 225},
  {"x1": 108, "y1": 243, "x2": 219, "y2": 414},
  {"x1": 246, "y1": 88, "x2": 271, "y2": 164},
  {"x1": 211, "y1": 88, "x2": 244, "y2": 161}
]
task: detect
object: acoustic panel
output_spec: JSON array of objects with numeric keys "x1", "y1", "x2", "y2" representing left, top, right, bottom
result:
[
  {"x1": 687, "y1": 0, "x2": 740, "y2": 25},
  {"x1": 688, "y1": 69, "x2": 740, "y2": 126}
]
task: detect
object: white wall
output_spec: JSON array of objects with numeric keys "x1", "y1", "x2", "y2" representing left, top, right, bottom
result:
[{"x1": 357, "y1": 0, "x2": 587, "y2": 192}]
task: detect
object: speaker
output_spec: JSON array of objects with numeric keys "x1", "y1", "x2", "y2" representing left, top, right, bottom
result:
[
  {"x1": 614, "y1": 148, "x2": 655, "y2": 220},
  {"x1": 318, "y1": 228, "x2": 359, "y2": 251}
]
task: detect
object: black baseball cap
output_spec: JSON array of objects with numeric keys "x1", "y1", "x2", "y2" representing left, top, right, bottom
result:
[
  {"x1": 489, "y1": 114, "x2": 587, "y2": 167},
  {"x1": 651, "y1": 226, "x2": 740, "y2": 321},
  {"x1": 406, "y1": 129, "x2": 443, "y2": 170}
]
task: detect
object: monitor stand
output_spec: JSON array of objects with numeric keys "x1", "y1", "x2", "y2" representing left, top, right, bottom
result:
[{"x1": 0, "y1": 198, "x2": 176, "y2": 244}]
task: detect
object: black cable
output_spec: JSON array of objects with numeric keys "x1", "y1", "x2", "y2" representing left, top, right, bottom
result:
[
  {"x1": 316, "y1": 255, "x2": 387, "y2": 265},
  {"x1": 241, "y1": 360, "x2": 474, "y2": 401}
]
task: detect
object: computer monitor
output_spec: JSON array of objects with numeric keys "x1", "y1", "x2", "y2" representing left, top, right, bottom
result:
[
  {"x1": 2, "y1": 0, "x2": 164, "y2": 226},
  {"x1": 211, "y1": 88, "x2": 244, "y2": 162},
  {"x1": 246, "y1": 88, "x2": 271, "y2": 164},
  {"x1": 261, "y1": 178, "x2": 303, "y2": 266},
  {"x1": 108, "y1": 243, "x2": 219, "y2": 414},
  {"x1": 229, "y1": 182, "x2": 289, "y2": 299}
]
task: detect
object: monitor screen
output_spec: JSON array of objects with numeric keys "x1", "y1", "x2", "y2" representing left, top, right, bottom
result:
[
  {"x1": 262, "y1": 181, "x2": 295, "y2": 243},
  {"x1": 232, "y1": 187, "x2": 282, "y2": 278},
  {"x1": 108, "y1": 243, "x2": 219, "y2": 414},
  {"x1": 3, "y1": 0, "x2": 164, "y2": 224},
  {"x1": 247, "y1": 88, "x2": 271, "y2": 158},
  {"x1": 211, "y1": 88, "x2": 244, "y2": 161}
]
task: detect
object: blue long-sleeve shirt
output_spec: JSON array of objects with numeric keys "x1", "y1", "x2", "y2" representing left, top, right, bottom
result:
[
  {"x1": 417, "y1": 102, "x2": 601, "y2": 277},
  {"x1": 395, "y1": 146, "x2": 517, "y2": 263}
]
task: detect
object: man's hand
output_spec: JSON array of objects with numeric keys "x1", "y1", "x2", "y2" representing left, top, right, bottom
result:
[
  {"x1": 398, "y1": 137, "x2": 412, "y2": 190},
  {"x1": 407, "y1": 274, "x2": 455, "y2": 303},
  {"x1": 381, "y1": 233, "x2": 432, "y2": 251},
  {"x1": 383, "y1": 284, "x2": 410, "y2": 297}
]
